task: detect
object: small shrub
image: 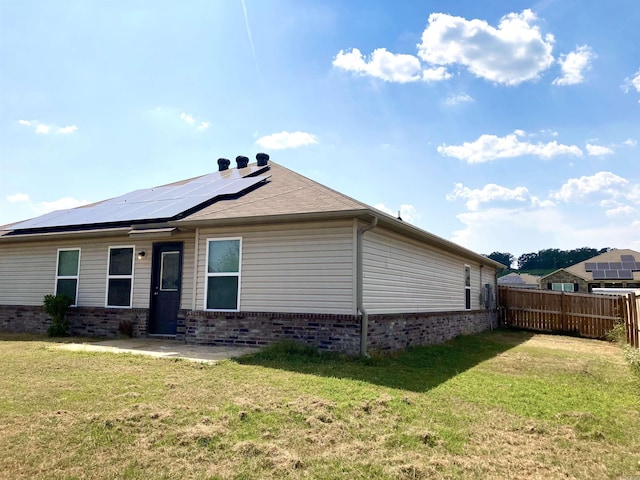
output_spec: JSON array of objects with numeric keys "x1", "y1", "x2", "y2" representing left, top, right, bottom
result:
[
  {"x1": 606, "y1": 322, "x2": 626, "y2": 344},
  {"x1": 43, "y1": 294, "x2": 73, "y2": 337}
]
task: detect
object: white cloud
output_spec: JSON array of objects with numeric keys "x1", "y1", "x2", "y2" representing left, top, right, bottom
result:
[
  {"x1": 256, "y1": 131, "x2": 318, "y2": 150},
  {"x1": 57, "y1": 125, "x2": 78, "y2": 134},
  {"x1": 552, "y1": 45, "x2": 595, "y2": 86},
  {"x1": 437, "y1": 130, "x2": 583, "y2": 163},
  {"x1": 450, "y1": 205, "x2": 640, "y2": 257},
  {"x1": 7, "y1": 193, "x2": 29, "y2": 203},
  {"x1": 606, "y1": 205, "x2": 637, "y2": 218},
  {"x1": 551, "y1": 171, "x2": 628, "y2": 202},
  {"x1": 623, "y1": 138, "x2": 637, "y2": 147},
  {"x1": 444, "y1": 93, "x2": 474, "y2": 105},
  {"x1": 333, "y1": 48, "x2": 451, "y2": 83},
  {"x1": 180, "y1": 112, "x2": 196, "y2": 124},
  {"x1": 586, "y1": 143, "x2": 614, "y2": 156},
  {"x1": 447, "y1": 183, "x2": 529, "y2": 211},
  {"x1": 622, "y1": 68, "x2": 640, "y2": 95},
  {"x1": 18, "y1": 120, "x2": 77, "y2": 135},
  {"x1": 417, "y1": 9, "x2": 555, "y2": 86},
  {"x1": 374, "y1": 203, "x2": 420, "y2": 223},
  {"x1": 197, "y1": 121, "x2": 210, "y2": 131}
]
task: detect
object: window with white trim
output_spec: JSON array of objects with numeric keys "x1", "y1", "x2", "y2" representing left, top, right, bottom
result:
[
  {"x1": 106, "y1": 246, "x2": 134, "y2": 308},
  {"x1": 464, "y1": 265, "x2": 471, "y2": 310},
  {"x1": 55, "y1": 248, "x2": 80, "y2": 305},
  {"x1": 205, "y1": 238, "x2": 241, "y2": 311},
  {"x1": 551, "y1": 283, "x2": 575, "y2": 292}
]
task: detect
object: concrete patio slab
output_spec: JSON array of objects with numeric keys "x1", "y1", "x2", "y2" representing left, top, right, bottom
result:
[{"x1": 56, "y1": 338, "x2": 259, "y2": 363}]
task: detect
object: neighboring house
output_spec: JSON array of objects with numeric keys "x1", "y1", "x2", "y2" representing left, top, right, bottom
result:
[
  {"x1": 497, "y1": 272, "x2": 540, "y2": 289},
  {"x1": 540, "y1": 248, "x2": 640, "y2": 294},
  {"x1": 0, "y1": 154, "x2": 503, "y2": 354}
]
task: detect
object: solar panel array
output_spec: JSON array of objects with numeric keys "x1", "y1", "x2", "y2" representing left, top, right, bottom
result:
[
  {"x1": 585, "y1": 255, "x2": 639, "y2": 280},
  {"x1": 7, "y1": 165, "x2": 271, "y2": 231},
  {"x1": 499, "y1": 275, "x2": 525, "y2": 284}
]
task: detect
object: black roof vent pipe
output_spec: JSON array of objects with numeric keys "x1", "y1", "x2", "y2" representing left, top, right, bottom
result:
[
  {"x1": 217, "y1": 158, "x2": 231, "y2": 171},
  {"x1": 256, "y1": 152, "x2": 270, "y2": 166},
  {"x1": 236, "y1": 155, "x2": 249, "y2": 169}
]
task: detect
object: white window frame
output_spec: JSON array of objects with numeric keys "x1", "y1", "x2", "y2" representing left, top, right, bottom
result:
[
  {"x1": 204, "y1": 237, "x2": 242, "y2": 312},
  {"x1": 55, "y1": 248, "x2": 81, "y2": 306},
  {"x1": 105, "y1": 245, "x2": 135, "y2": 308},
  {"x1": 464, "y1": 264, "x2": 471, "y2": 310},
  {"x1": 551, "y1": 282, "x2": 574, "y2": 292}
]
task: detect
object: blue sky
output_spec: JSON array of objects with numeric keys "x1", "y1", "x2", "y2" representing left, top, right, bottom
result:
[{"x1": 1, "y1": 0, "x2": 639, "y2": 259}]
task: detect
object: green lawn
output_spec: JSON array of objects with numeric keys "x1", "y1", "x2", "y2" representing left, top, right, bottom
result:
[{"x1": 1, "y1": 331, "x2": 639, "y2": 479}]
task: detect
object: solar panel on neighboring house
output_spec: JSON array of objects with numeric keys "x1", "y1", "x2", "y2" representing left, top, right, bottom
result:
[{"x1": 6, "y1": 166, "x2": 271, "y2": 232}]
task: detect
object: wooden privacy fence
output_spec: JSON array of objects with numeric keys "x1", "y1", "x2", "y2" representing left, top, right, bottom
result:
[{"x1": 499, "y1": 286, "x2": 640, "y2": 348}]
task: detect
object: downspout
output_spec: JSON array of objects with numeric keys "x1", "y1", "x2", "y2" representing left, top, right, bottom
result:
[{"x1": 357, "y1": 216, "x2": 378, "y2": 357}]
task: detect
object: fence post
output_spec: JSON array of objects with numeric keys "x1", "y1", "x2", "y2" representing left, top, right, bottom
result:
[{"x1": 560, "y1": 292, "x2": 568, "y2": 333}]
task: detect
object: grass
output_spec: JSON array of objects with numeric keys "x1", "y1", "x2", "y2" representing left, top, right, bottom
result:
[{"x1": 1, "y1": 331, "x2": 639, "y2": 479}]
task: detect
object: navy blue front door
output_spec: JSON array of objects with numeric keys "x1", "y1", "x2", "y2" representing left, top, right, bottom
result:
[{"x1": 149, "y1": 242, "x2": 183, "y2": 335}]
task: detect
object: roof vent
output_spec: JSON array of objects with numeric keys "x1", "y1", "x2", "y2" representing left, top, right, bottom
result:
[
  {"x1": 256, "y1": 152, "x2": 270, "y2": 167},
  {"x1": 217, "y1": 158, "x2": 231, "y2": 171},
  {"x1": 236, "y1": 156, "x2": 249, "y2": 169}
]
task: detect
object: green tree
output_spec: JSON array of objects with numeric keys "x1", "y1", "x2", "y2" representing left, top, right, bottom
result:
[{"x1": 486, "y1": 252, "x2": 514, "y2": 268}]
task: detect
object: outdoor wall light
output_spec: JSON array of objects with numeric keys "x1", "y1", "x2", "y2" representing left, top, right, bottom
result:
[{"x1": 137, "y1": 251, "x2": 146, "y2": 260}]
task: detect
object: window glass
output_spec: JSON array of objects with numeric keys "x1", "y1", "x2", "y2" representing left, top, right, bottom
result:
[
  {"x1": 208, "y1": 240, "x2": 240, "y2": 273},
  {"x1": 57, "y1": 250, "x2": 79, "y2": 276},
  {"x1": 464, "y1": 266, "x2": 471, "y2": 309},
  {"x1": 206, "y1": 239, "x2": 241, "y2": 310},
  {"x1": 109, "y1": 248, "x2": 133, "y2": 275},
  {"x1": 56, "y1": 279, "x2": 77, "y2": 303},
  {"x1": 206, "y1": 277, "x2": 239, "y2": 310},
  {"x1": 107, "y1": 279, "x2": 132, "y2": 307},
  {"x1": 107, "y1": 247, "x2": 134, "y2": 307},
  {"x1": 161, "y1": 252, "x2": 180, "y2": 291},
  {"x1": 56, "y1": 249, "x2": 80, "y2": 305},
  {"x1": 551, "y1": 283, "x2": 574, "y2": 292}
]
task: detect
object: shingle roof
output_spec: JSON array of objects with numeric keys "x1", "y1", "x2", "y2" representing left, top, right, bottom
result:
[{"x1": 177, "y1": 162, "x2": 369, "y2": 223}]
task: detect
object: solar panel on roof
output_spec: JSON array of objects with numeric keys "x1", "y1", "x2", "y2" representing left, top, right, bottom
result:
[
  {"x1": 584, "y1": 262, "x2": 597, "y2": 271},
  {"x1": 618, "y1": 269, "x2": 633, "y2": 279},
  {"x1": 622, "y1": 261, "x2": 637, "y2": 270},
  {"x1": 610, "y1": 262, "x2": 623, "y2": 269},
  {"x1": 7, "y1": 168, "x2": 271, "y2": 231},
  {"x1": 596, "y1": 262, "x2": 610, "y2": 270},
  {"x1": 500, "y1": 275, "x2": 525, "y2": 284},
  {"x1": 605, "y1": 270, "x2": 619, "y2": 279},
  {"x1": 593, "y1": 270, "x2": 607, "y2": 280},
  {"x1": 621, "y1": 255, "x2": 636, "y2": 262}
]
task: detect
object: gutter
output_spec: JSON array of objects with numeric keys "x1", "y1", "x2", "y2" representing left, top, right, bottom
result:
[{"x1": 357, "y1": 216, "x2": 378, "y2": 357}]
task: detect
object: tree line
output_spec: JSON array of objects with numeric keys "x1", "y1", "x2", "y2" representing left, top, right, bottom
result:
[{"x1": 485, "y1": 247, "x2": 611, "y2": 270}]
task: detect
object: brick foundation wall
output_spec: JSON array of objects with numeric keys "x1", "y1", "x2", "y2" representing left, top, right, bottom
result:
[
  {"x1": 368, "y1": 310, "x2": 492, "y2": 352},
  {"x1": 0, "y1": 305, "x2": 148, "y2": 338},
  {"x1": 180, "y1": 309, "x2": 494, "y2": 355},
  {"x1": 1, "y1": 304, "x2": 494, "y2": 354},
  {"x1": 179, "y1": 311, "x2": 362, "y2": 354}
]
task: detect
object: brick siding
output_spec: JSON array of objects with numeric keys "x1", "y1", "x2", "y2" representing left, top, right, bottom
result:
[
  {"x1": 1, "y1": 304, "x2": 494, "y2": 354},
  {"x1": 0, "y1": 305, "x2": 148, "y2": 338}
]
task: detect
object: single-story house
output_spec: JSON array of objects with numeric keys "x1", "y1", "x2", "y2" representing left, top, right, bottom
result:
[
  {"x1": 497, "y1": 272, "x2": 540, "y2": 289},
  {"x1": 540, "y1": 248, "x2": 640, "y2": 293},
  {"x1": 0, "y1": 154, "x2": 504, "y2": 355}
]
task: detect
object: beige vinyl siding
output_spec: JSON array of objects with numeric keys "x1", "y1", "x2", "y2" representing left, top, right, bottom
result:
[
  {"x1": 0, "y1": 234, "x2": 195, "y2": 309},
  {"x1": 362, "y1": 228, "x2": 495, "y2": 313},
  {"x1": 196, "y1": 220, "x2": 355, "y2": 314}
]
